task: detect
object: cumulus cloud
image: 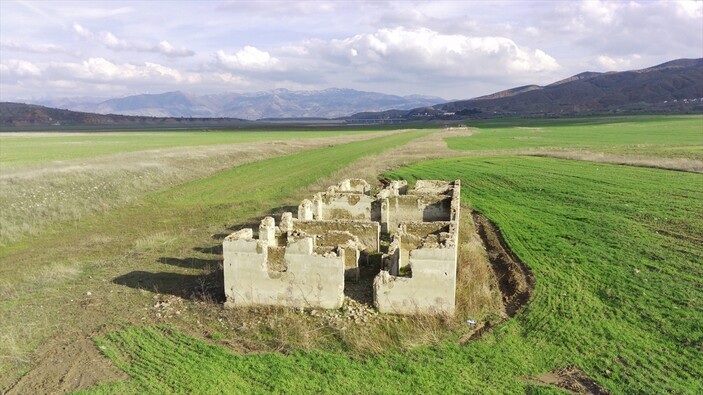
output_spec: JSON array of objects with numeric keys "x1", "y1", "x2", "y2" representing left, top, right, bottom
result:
[
  {"x1": 53, "y1": 57, "x2": 201, "y2": 83},
  {"x1": 596, "y1": 54, "x2": 643, "y2": 70},
  {"x1": 215, "y1": 46, "x2": 281, "y2": 71},
  {"x1": 674, "y1": 0, "x2": 703, "y2": 18},
  {"x1": 71, "y1": 23, "x2": 194, "y2": 58},
  {"x1": 299, "y1": 27, "x2": 559, "y2": 79},
  {"x1": 0, "y1": 59, "x2": 42, "y2": 77},
  {"x1": 1, "y1": 57, "x2": 201, "y2": 85},
  {"x1": 2, "y1": 0, "x2": 700, "y2": 100}
]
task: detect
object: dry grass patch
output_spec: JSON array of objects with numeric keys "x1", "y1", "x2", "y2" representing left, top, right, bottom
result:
[
  {"x1": 524, "y1": 149, "x2": 703, "y2": 173},
  {"x1": 0, "y1": 130, "x2": 398, "y2": 246},
  {"x1": 304, "y1": 128, "x2": 473, "y2": 195}
]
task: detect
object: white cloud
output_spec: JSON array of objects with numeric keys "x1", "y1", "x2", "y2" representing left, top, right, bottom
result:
[
  {"x1": 2, "y1": 1, "x2": 701, "y2": 100},
  {"x1": 58, "y1": 58, "x2": 200, "y2": 83},
  {"x1": 0, "y1": 40, "x2": 78, "y2": 56},
  {"x1": 579, "y1": 0, "x2": 620, "y2": 25},
  {"x1": 71, "y1": 23, "x2": 194, "y2": 58},
  {"x1": 301, "y1": 27, "x2": 559, "y2": 78},
  {"x1": 0, "y1": 59, "x2": 42, "y2": 77},
  {"x1": 215, "y1": 47, "x2": 281, "y2": 71},
  {"x1": 71, "y1": 23, "x2": 92, "y2": 38},
  {"x1": 674, "y1": 0, "x2": 703, "y2": 18},
  {"x1": 596, "y1": 54, "x2": 643, "y2": 70},
  {"x1": 2, "y1": 57, "x2": 200, "y2": 85}
]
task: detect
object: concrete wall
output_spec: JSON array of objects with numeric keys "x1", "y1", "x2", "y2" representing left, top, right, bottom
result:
[
  {"x1": 374, "y1": 244, "x2": 457, "y2": 315},
  {"x1": 373, "y1": 180, "x2": 461, "y2": 316},
  {"x1": 294, "y1": 220, "x2": 380, "y2": 252},
  {"x1": 223, "y1": 222, "x2": 344, "y2": 309},
  {"x1": 382, "y1": 195, "x2": 452, "y2": 233},
  {"x1": 223, "y1": 178, "x2": 461, "y2": 316},
  {"x1": 313, "y1": 193, "x2": 376, "y2": 221}
]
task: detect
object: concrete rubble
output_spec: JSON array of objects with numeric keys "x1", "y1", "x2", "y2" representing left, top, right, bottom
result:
[{"x1": 223, "y1": 178, "x2": 461, "y2": 315}]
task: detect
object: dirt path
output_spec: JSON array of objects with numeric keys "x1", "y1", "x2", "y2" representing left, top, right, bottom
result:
[
  {"x1": 302, "y1": 127, "x2": 473, "y2": 192},
  {"x1": 2, "y1": 127, "x2": 530, "y2": 395},
  {"x1": 2, "y1": 128, "x2": 433, "y2": 394}
]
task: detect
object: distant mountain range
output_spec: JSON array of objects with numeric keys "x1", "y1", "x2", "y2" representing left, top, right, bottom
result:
[
  {"x1": 411, "y1": 58, "x2": 703, "y2": 118},
  {"x1": 30, "y1": 88, "x2": 446, "y2": 120},
  {"x1": 3, "y1": 58, "x2": 701, "y2": 128},
  {"x1": 0, "y1": 101, "x2": 254, "y2": 128}
]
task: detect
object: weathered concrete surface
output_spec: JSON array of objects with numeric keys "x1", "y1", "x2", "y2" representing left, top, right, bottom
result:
[
  {"x1": 294, "y1": 220, "x2": 380, "y2": 252},
  {"x1": 374, "y1": 227, "x2": 457, "y2": 315},
  {"x1": 373, "y1": 180, "x2": 461, "y2": 315},
  {"x1": 373, "y1": 243, "x2": 457, "y2": 315},
  {"x1": 313, "y1": 192, "x2": 376, "y2": 220},
  {"x1": 223, "y1": 221, "x2": 344, "y2": 309},
  {"x1": 223, "y1": 178, "x2": 461, "y2": 315}
]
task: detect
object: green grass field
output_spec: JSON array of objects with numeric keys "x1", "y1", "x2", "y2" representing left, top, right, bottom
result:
[
  {"x1": 76, "y1": 155, "x2": 702, "y2": 394},
  {"x1": 0, "y1": 130, "x2": 376, "y2": 168},
  {"x1": 2, "y1": 115, "x2": 702, "y2": 394},
  {"x1": 447, "y1": 115, "x2": 703, "y2": 159},
  {"x1": 0, "y1": 129, "x2": 434, "y2": 389}
]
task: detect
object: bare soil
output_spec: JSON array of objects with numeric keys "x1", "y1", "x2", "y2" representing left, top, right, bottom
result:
[
  {"x1": 531, "y1": 365, "x2": 612, "y2": 395},
  {"x1": 472, "y1": 212, "x2": 534, "y2": 317},
  {"x1": 459, "y1": 212, "x2": 535, "y2": 343},
  {"x1": 6, "y1": 337, "x2": 127, "y2": 395}
]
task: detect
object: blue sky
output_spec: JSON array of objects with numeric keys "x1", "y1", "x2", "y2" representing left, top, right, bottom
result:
[{"x1": 1, "y1": 0, "x2": 701, "y2": 101}]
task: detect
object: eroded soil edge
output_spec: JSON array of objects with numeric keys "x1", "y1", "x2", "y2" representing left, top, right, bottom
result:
[
  {"x1": 472, "y1": 212, "x2": 535, "y2": 318},
  {"x1": 471, "y1": 213, "x2": 610, "y2": 394}
]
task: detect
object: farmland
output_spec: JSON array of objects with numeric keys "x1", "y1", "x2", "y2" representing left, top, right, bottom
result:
[
  {"x1": 446, "y1": 115, "x2": 703, "y2": 160},
  {"x1": 1, "y1": 115, "x2": 702, "y2": 394}
]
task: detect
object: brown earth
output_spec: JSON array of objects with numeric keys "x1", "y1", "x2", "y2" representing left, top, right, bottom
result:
[
  {"x1": 472, "y1": 212, "x2": 535, "y2": 317},
  {"x1": 5, "y1": 336, "x2": 127, "y2": 395},
  {"x1": 530, "y1": 365, "x2": 612, "y2": 395},
  {"x1": 460, "y1": 212, "x2": 535, "y2": 343}
]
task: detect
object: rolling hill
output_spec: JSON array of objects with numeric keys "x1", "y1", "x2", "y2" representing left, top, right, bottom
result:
[
  {"x1": 427, "y1": 58, "x2": 703, "y2": 118},
  {"x1": 0, "y1": 102, "x2": 250, "y2": 128}
]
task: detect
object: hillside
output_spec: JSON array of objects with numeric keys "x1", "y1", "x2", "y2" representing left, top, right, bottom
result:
[
  {"x1": 0, "y1": 102, "x2": 249, "y2": 128},
  {"x1": 433, "y1": 58, "x2": 703, "y2": 117},
  {"x1": 32, "y1": 88, "x2": 446, "y2": 120}
]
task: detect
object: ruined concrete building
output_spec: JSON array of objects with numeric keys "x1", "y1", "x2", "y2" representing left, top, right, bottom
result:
[{"x1": 223, "y1": 178, "x2": 461, "y2": 315}]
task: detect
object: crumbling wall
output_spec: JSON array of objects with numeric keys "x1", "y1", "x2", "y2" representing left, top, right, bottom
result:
[
  {"x1": 223, "y1": 178, "x2": 461, "y2": 316},
  {"x1": 379, "y1": 180, "x2": 455, "y2": 233},
  {"x1": 223, "y1": 218, "x2": 344, "y2": 309},
  {"x1": 373, "y1": 180, "x2": 461, "y2": 315},
  {"x1": 312, "y1": 192, "x2": 376, "y2": 221},
  {"x1": 294, "y1": 220, "x2": 380, "y2": 252},
  {"x1": 314, "y1": 231, "x2": 362, "y2": 282},
  {"x1": 374, "y1": 241, "x2": 457, "y2": 315}
]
